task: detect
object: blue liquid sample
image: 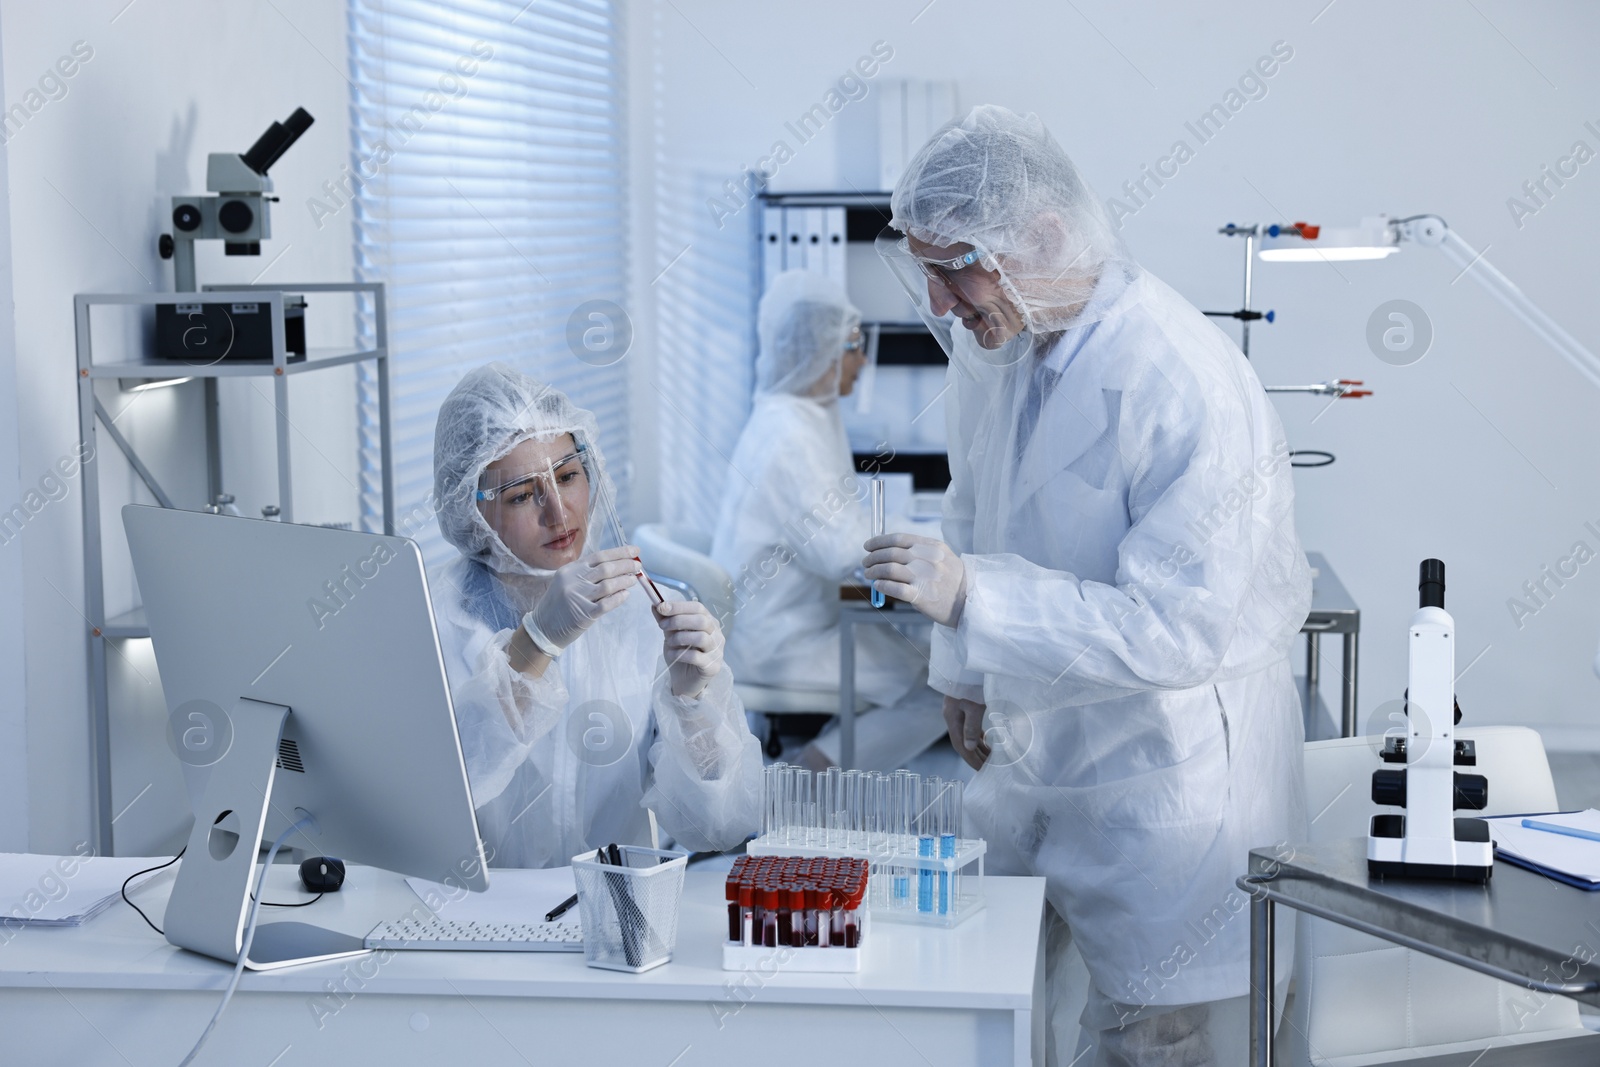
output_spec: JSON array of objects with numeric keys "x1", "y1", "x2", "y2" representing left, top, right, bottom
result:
[
  {"x1": 870, "y1": 478, "x2": 886, "y2": 609},
  {"x1": 939, "y1": 833, "x2": 955, "y2": 915},
  {"x1": 917, "y1": 835, "x2": 934, "y2": 912}
]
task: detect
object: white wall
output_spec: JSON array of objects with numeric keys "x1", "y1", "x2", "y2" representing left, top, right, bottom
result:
[
  {"x1": 0, "y1": 14, "x2": 26, "y2": 852},
  {"x1": 6, "y1": 0, "x2": 1597, "y2": 852},
  {"x1": 637, "y1": 0, "x2": 1600, "y2": 744},
  {"x1": 1, "y1": 0, "x2": 355, "y2": 851}
]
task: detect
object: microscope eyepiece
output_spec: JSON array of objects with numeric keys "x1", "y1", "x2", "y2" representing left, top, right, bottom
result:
[
  {"x1": 241, "y1": 107, "x2": 315, "y2": 175},
  {"x1": 1418, "y1": 558, "x2": 1446, "y2": 609}
]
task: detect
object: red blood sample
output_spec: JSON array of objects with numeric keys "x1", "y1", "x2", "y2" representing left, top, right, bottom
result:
[
  {"x1": 788, "y1": 887, "x2": 806, "y2": 948},
  {"x1": 762, "y1": 887, "x2": 779, "y2": 948}
]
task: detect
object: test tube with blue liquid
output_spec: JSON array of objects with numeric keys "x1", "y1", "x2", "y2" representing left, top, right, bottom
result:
[
  {"x1": 870, "y1": 478, "x2": 885, "y2": 608},
  {"x1": 892, "y1": 771, "x2": 915, "y2": 908},
  {"x1": 917, "y1": 777, "x2": 937, "y2": 913},
  {"x1": 939, "y1": 780, "x2": 961, "y2": 915}
]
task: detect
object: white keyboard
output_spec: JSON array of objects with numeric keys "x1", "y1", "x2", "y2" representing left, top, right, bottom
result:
[{"x1": 364, "y1": 915, "x2": 583, "y2": 952}]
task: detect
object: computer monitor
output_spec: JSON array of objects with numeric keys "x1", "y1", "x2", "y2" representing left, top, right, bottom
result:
[{"x1": 123, "y1": 504, "x2": 488, "y2": 970}]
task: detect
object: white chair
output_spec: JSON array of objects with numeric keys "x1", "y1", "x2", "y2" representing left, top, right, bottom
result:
[
  {"x1": 633, "y1": 524, "x2": 865, "y2": 757},
  {"x1": 1282, "y1": 726, "x2": 1595, "y2": 1065}
]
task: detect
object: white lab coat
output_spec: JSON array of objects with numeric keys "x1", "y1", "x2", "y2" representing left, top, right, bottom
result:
[
  {"x1": 431, "y1": 554, "x2": 764, "y2": 868},
  {"x1": 713, "y1": 392, "x2": 925, "y2": 708},
  {"x1": 933, "y1": 265, "x2": 1311, "y2": 1008}
]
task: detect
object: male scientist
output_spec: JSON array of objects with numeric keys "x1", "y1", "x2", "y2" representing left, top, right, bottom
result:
[{"x1": 864, "y1": 105, "x2": 1312, "y2": 1066}]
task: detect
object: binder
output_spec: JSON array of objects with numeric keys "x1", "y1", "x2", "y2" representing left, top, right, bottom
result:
[
  {"x1": 824, "y1": 207, "x2": 847, "y2": 281},
  {"x1": 803, "y1": 207, "x2": 826, "y2": 272},
  {"x1": 926, "y1": 79, "x2": 958, "y2": 133},
  {"x1": 904, "y1": 78, "x2": 930, "y2": 172},
  {"x1": 878, "y1": 79, "x2": 906, "y2": 191},
  {"x1": 762, "y1": 206, "x2": 785, "y2": 289},
  {"x1": 782, "y1": 207, "x2": 807, "y2": 271}
]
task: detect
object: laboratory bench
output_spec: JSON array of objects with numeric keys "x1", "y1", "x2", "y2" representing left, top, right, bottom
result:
[
  {"x1": 1241, "y1": 837, "x2": 1600, "y2": 1066},
  {"x1": 0, "y1": 862, "x2": 1047, "y2": 1066}
]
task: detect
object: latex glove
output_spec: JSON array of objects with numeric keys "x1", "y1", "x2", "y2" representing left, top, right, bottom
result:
[
  {"x1": 863, "y1": 532, "x2": 967, "y2": 626},
  {"x1": 943, "y1": 696, "x2": 990, "y2": 771},
  {"x1": 655, "y1": 599, "x2": 725, "y2": 699},
  {"x1": 521, "y1": 546, "x2": 638, "y2": 653}
]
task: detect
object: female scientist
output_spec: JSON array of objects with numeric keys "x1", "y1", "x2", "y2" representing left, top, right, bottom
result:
[
  {"x1": 712, "y1": 269, "x2": 944, "y2": 771},
  {"x1": 432, "y1": 362, "x2": 763, "y2": 867}
]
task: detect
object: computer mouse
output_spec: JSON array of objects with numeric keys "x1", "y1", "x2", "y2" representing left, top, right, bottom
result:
[{"x1": 300, "y1": 856, "x2": 346, "y2": 893}]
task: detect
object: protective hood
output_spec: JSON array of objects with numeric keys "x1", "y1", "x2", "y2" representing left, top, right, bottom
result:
[
  {"x1": 882, "y1": 105, "x2": 1135, "y2": 368},
  {"x1": 756, "y1": 269, "x2": 862, "y2": 399},
  {"x1": 432, "y1": 361, "x2": 618, "y2": 579}
]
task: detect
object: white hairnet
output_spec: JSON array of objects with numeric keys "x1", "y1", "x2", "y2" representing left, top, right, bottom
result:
[
  {"x1": 755, "y1": 270, "x2": 860, "y2": 397},
  {"x1": 890, "y1": 105, "x2": 1131, "y2": 334},
  {"x1": 432, "y1": 361, "x2": 614, "y2": 578}
]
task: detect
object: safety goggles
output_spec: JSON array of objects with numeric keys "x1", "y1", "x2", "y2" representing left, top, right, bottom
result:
[
  {"x1": 476, "y1": 447, "x2": 589, "y2": 507},
  {"x1": 911, "y1": 246, "x2": 991, "y2": 286},
  {"x1": 875, "y1": 226, "x2": 1033, "y2": 367}
]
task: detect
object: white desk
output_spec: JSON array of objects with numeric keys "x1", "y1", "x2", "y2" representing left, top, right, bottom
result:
[{"x1": 0, "y1": 863, "x2": 1046, "y2": 1066}]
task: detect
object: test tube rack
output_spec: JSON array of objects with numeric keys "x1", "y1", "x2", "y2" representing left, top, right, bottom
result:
[
  {"x1": 723, "y1": 910, "x2": 868, "y2": 973},
  {"x1": 746, "y1": 835, "x2": 986, "y2": 929}
]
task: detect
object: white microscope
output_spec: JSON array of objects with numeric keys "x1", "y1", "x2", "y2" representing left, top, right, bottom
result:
[
  {"x1": 152, "y1": 107, "x2": 313, "y2": 362},
  {"x1": 1367, "y1": 559, "x2": 1494, "y2": 882}
]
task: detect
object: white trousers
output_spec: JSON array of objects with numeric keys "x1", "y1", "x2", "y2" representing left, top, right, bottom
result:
[{"x1": 1046, "y1": 906, "x2": 1292, "y2": 1067}]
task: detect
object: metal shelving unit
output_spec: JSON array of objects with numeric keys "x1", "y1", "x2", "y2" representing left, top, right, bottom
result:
[
  {"x1": 757, "y1": 190, "x2": 951, "y2": 494},
  {"x1": 74, "y1": 282, "x2": 392, "y2": 854}
]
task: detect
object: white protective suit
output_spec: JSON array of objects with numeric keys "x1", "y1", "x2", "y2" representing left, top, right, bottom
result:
[
  {"x1": 889, "y1": 107, "x2": 1311, "y2": 1064},
  {"x1": 714, "y1": 271, "x2": 924, "y2": 706},
  {"x1": 712, "y1": 272, "x2": 944, "y2": 770},
  {"x1": 431, "y1": 363, "x2": 763, "y2": 868}
]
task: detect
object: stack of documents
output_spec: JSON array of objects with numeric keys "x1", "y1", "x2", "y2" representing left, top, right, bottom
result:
[
  {"x1": 0, "y1": 852, "x2": 171, "y2": 927},
  {"x1": 1486, "y1": 810, "x2": 1600, "y2": 889}
]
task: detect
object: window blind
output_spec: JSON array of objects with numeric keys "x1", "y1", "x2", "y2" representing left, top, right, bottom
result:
[
  {"x1": 652, "y1": 165, "x2": 759, "y2": 534},
  {"x1": 348, "y1": 0, "x2": 629, "y2": 566}
]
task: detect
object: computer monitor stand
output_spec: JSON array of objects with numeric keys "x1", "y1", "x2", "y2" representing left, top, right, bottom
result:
[{"x1": 162, "y1": 697, "x2": 371, "y2": 970}]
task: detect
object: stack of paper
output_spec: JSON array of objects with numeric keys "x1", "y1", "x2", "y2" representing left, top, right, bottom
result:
[
  {"x1": 0, "y1": 852, "x2": 173, "y2": 928},
  {"x1": 1486, "y1": 810, "x2": 1600, "y2": 889}
]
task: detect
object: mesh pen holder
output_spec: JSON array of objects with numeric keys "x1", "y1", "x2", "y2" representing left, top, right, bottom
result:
[{"x1": 571, "y1": 846, "x2": 688, "y2": 973}]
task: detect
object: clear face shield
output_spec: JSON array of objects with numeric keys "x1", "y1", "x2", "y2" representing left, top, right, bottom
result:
[
  {"x1": 841, "y1": 322, "x2": 880, "y2": 413},
  {"x1": 874, "y1": 226, "x2": 1035, "y2": 369},
  {"x1": 476, "y1": 443, "x2": 594, "y2": 567}
]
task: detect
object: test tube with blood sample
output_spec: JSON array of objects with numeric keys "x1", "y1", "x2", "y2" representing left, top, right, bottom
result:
[{"x1": 597, "y1": 480, "x2": 664, "y2": 605}]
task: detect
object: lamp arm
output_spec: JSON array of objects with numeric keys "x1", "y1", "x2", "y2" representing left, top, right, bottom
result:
[{"x1": 1401, "y1": 215, "x2": 1600, "y2": 390}]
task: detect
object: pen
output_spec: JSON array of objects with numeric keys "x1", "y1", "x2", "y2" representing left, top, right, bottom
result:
[
  {"x1": 545, "y1": 892, "x2": 579, "y2": 922},
  {"x1": 1521, "y1": 818, "x2": 1600, "y2": 844},
  {"x1": 597, "y1": 842, "x2": 642, "y2": 967}
]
